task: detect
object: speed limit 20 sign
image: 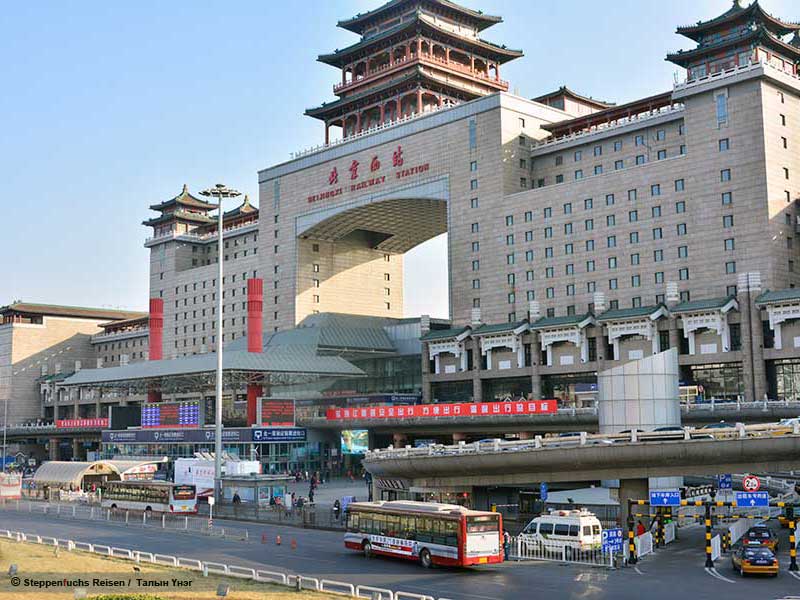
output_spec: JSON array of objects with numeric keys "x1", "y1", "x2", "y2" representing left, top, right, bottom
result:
[{"x1": 742, "y1": 475, "x2": 761, "y2": 492}]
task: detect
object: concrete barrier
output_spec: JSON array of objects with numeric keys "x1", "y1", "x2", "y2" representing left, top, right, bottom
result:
[
  {"x1": 203, "y1": 561, "x2": 229, "y2": 575},
  {"x1": 357, "y1": 585, "x2": 394, "y2": 600},
  {"x1": 154, "y1": 553, "x2": 178, "y2": 566},
  {"x1": 256, "y1": 569, "x2": 288, "y2": 585},
  {"x1": 177, "y1": 557, "x2": 202, "y2": 571},
  {"x1": 321, "y1": 579, "x2": 356, "y2": 596},
  {"x1": 111, "y1": 547, "x2": 133, "y2": 560},
  {"x1": 227, "y1": 566, "x2": 256, "y2": 580}
]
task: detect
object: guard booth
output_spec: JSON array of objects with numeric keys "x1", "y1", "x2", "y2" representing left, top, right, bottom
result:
[{"x1": 216, "y1": 474, "x2": 294, "y2": 519}]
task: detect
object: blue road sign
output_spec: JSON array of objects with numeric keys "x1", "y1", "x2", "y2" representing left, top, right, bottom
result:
[
  {"x1": 735, "y1": 491, "x2": 769, "y2": 507},
  {"x1": 718, "y1": 474, "x2": 732, "y2": 490},
  {"x1": 602, "y1": 528, "x2": 624, "y2": 552},
  {"x1": 540, "y1": 482, "x2": 548, "y2": 502},
  {"x1": 649, "y1": 490, "x2": 681, "y2": 506}
]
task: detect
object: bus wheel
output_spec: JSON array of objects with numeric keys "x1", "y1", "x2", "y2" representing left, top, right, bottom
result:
[
  {"x1": 362, "y1": 540, "x2": 372, "y2": 558},
  {"x1": 419, "y1": 548, "x2": 433, "y2": 569}
]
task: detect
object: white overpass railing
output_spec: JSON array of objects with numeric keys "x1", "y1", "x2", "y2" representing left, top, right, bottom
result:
[{"x1": 366, "y1": 422, "x2": 800, "y2": 461}]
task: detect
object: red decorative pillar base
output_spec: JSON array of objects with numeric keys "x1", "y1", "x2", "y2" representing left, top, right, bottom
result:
[{"x1": 247, "y1": 384, "x2": 261, "y2": 426}]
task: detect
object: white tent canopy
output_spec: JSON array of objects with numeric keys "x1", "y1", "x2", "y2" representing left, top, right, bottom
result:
[{"x1": 32, "y1": 459, "x2": 165, "y2": 488}]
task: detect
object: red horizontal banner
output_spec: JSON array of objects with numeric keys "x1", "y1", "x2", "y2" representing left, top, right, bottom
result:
[
  {"x1": 56, "y1": 418, "x2": 109, "y2": 429},
  {"x1": 326, "y1": 400, "x2": 558, "y2": 421}
]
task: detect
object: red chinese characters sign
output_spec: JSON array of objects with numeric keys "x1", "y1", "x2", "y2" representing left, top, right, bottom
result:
[
  {"x1": 326, "y1": 400, "x2": 557, "y2": 421},
  {"x1": 307, "y1": 145, "x2": 430, "y2": 203},
  {"x1": 56, "y1": 418, "x2": 109, "y2": 429}
]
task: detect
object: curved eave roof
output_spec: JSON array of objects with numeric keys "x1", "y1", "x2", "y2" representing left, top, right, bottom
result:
[
  {"x1": 142, "y1": 212, "x2": 215, "y2": 227},
  {"x1": 677, "y1": 2, "x2": 800, "y2": 42},
  {"x1": 305, "y1": 67, "x2": 478, "y2": 119},
  {"x1": 338, "y1": 0, "x2": 501, "y2": 35},
  {"x1": 667, "y1": 26, "x2": 800, "y2": 66},
  {"x1": 319, "y1": 16, "x2": 522, "y2": 67},
  {"x1": 61, "y1": 349, "x2": 364, "y2": 387},
  {"x1": 149, "y1": 186, "x2": 215, "y2": 212}
]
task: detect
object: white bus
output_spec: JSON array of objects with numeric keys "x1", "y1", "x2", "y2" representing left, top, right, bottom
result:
[{"x1": 102, "y1": 481, "x2": 197, "y2": 514}]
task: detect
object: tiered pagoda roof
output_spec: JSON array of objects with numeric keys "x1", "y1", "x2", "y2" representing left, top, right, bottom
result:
[
  {"x1": 306, "y1": 0, "x2": 522, "y2": 137},
  {"x1": 338, "y1": 0, "x2": 501, "y2": 34},
  {"x1": 675, "y1": 0, "x2": 799, "y2": 41},
  {"x1": 318, "y1": 14, "x2": 522, "y2": 68},
  {"x1": 667, "y1": 0, "x2": 800, "y2": 70},
  {"x1": 148, "y1": 184, "x2": 215, "y2": 212},
  {"x1": 143, "y1": 184, "x2": 216, "y2": 227}
]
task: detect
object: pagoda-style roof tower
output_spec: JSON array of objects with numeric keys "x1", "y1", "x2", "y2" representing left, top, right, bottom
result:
[
  {"x1": 667, "y1": 0, "x2": 800, "y2": 79},
  {"x1": 143, "y1": 184, "x2": 215, "y2": 237},
  {"x1": 143, "y1": 186, "x2": 259, "y2": 240},
  {"x1": 307, "y1": 0, "x2": 523, "y2": 144}
]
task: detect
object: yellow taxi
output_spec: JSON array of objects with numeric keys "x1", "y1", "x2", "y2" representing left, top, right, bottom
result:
[
  {"x1": 731, "y1": 545, "x2": 779, "y2": 577},
  {"x1": 743, "y1": 525, "x2": 779, "y2": 551}
]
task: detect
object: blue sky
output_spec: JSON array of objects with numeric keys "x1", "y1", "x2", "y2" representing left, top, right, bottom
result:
[{"x1": 2, "y1": 0, "x2": 794, "y2": 319}]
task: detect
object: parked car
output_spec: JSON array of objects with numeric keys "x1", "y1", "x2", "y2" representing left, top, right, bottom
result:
[
  {"x1": 731, "y1": 544, "x2": 779, "y2": 577},
  {"x1": 742, "y1": 525, "x2": 779, "y2": 552}
]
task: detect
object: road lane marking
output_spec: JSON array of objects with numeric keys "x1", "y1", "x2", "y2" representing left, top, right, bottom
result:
[
  {"x1": 788, "y1": 570, "x2": 800, "y2": 581},
  {"x1": 705, "y1": 567, "x2": 736, "y2": 583},
  {"x1": 634, "y1": 566, "x2": 645, "y2": 575}
]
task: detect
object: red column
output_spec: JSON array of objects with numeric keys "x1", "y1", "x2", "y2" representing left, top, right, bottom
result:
[
  {"x1": 380, "y1": 104, "x2": 385, "y2": 124},
  {"x1": 147, "y1": 298, "x2": 163, "y2": 403},
  {"x1": 325, "y1": 122, "x2": 329, "y2": 145},
  {"x1": 246, "y1": 278, "x2": 264, "y2": 425},
  {"x1": 356, "y1": 112, "x2": 362, "y2": 133},
  {"x1": 247, "y1": 278, "x2": 263, "y2": 353},
  {"x1": 416, "y1": 89, "x2": 423, "y2": 114}
]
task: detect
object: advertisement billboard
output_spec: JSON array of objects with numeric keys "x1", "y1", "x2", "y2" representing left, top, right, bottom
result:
[
  {"x1": 341, "y1": 430, "x2": 369, "y2": 454},
  {"x1": 259, "y1": 398, "x2": 295, "y2": 427},
  {"x1": 141, "y1": 400, "x2": 203, "y2": 428},
  {"x1": 326, "y1": 399, "x2": 558, "y2": 421}
]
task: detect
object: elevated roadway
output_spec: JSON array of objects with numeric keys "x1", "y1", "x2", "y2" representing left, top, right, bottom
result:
[{"x1": 363, "y1": 424, "x2": 800, "y2": 487}]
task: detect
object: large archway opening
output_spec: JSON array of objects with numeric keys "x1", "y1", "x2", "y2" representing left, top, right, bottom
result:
[{"x1": 295, "y1": 191, "x2": 450, "y2": 322}]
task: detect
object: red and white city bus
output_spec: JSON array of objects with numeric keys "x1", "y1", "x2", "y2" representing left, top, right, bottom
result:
[{"x1": 344, "y1": 500, "x2": 503, "y2": 568}]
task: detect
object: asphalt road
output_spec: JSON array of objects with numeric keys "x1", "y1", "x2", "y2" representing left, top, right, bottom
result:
[{"x1": 1, "y1": 510, "x2": 799, "y2": 600}]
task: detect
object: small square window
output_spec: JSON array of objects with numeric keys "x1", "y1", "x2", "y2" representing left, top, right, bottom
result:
[{"x1": 719, "y1": 138, "x2": 729, "y2": 151}]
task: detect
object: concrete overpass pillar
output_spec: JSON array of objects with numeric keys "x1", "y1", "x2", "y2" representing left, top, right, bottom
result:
[
  {"x1": 421, "y1": 342, "x2": 432, "y2": 404},
  {"x1": 530, "y1": 332, "x2": 541, "y2": 399},
  {"x1": 72, "y1": 438, "x2": 83, "y2": 461},
  {"x1": 471, "y1": 344, "x2": 482, "y2": 402},
  {"x1": 619, "y1": 477, "x2": 649, "y2": 527},
  {"x1": 48, "y1": 438, "x2": 59, "y2": 461},
  {"x1": 740, "y1": 281, "x2": 766, "y2": 402},
  {"x1": 393, "y1": 433, "x2": 408, "y2": 448}
]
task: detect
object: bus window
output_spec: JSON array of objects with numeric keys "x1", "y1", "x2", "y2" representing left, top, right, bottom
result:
[
  {"x1": 538, "y1": 522, "x2": 554, "y2": 535},
  {"x1": 444, "y1": 520, "x2": 458, "y2": 546},
  {"x1": 467, "y1": 516, "x2": 499, "y2": 533},
  {"x1": 554, "y1": 524, "x2": 569, "y2": 536},
  {"x1": 583, "y1": 526, "x2": 592, "y2": 536},
  {"x1": 417, "y1": 517, "x2": 433, "y2": 543}
]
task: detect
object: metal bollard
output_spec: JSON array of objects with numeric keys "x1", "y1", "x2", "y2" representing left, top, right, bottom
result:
[
  {"x1": 161, "y1": 514, "x2": 165, "y2": 529},
  {"x1": 126, "y1": 511, "x2": 129, "y2": 525}
]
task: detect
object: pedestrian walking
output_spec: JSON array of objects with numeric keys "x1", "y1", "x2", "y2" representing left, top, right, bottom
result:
[
  {"x1": 333, "y1": 499, "x2": 341, "y2": 521},
  {"x1": 636, "y1": 520, "x2": 646, "y2": 537},
  {"x1": 503, "y1": 530, "x2": 511, "y2": 561}
]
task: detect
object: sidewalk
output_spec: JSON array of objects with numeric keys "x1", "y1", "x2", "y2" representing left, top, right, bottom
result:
[{"x1": 283, "y1": 477, "x2": 369, "y2": 506}]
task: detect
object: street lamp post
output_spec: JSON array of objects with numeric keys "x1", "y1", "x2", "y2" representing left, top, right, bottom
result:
[{"x1": 200, "y1": 183, "x2": 241, "y2": 501}]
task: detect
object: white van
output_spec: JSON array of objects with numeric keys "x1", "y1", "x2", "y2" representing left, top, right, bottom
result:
[{"x1": 519, "y1": 509, "x2": 602, "y2": 554}]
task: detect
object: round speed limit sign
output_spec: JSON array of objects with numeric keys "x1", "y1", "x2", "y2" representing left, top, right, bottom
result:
[{"x1": 743, "y1": 475, "x2": 761, "y2": 492}]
